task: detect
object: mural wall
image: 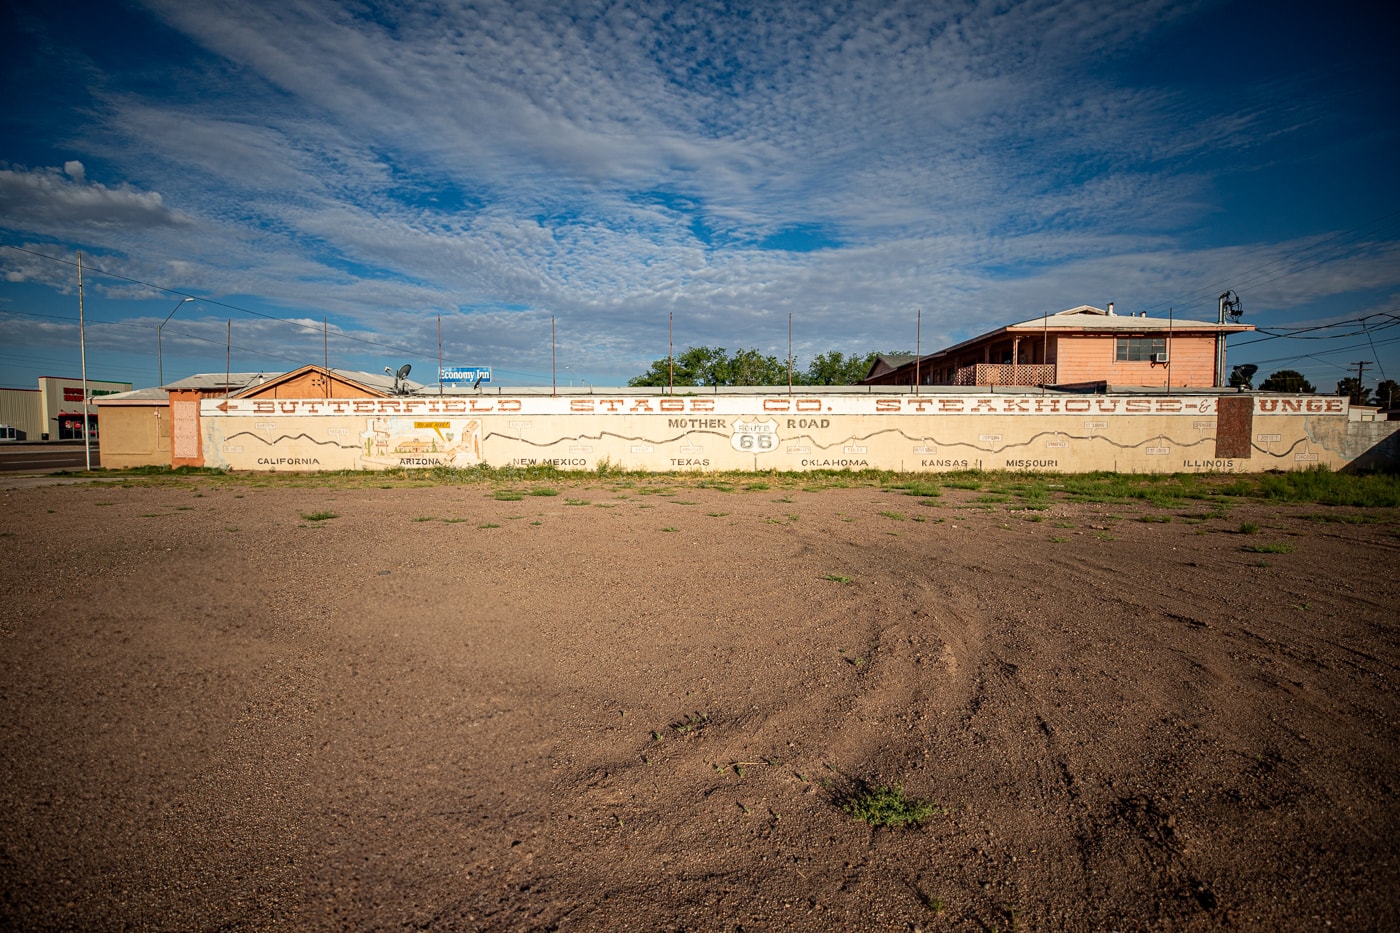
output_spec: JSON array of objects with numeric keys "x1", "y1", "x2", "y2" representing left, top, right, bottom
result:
[{"x1": 196, "y1": 393, "x2": 1392, "y2": 473}]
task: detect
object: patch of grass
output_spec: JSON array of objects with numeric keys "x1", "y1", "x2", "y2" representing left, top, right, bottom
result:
[
  {"x1": 478, "y1": 522, "x2": 500, "y2": 529},
  {"x1": 529, "y1": 487, "x2": 560, "y2": 497},
  {"x1": 1296, "y1": 512, "x2": 1386, "y2": 524},
  {"x1": 899, "y1": 481, "x2": 941, "y2": 498},
  {"x1": 1239, "y1": 521, "x2": 1260, "y2": 535},
  {"x1": 745, "y1": 483, "x2": 771, "y2": 491},
  {"x1": 566, "y1": 498, "x2": 591, "y2": 506},
  {"x1": 661, "y1": 526, "x2": 678, "y2": 532},
  {"x1": 823, "y1": 573, "x2": 854, "y2": 584},
  {"x1": 411, "y1": 516, "x2": 435, "y2": 522},
  {"x1": 300, "y1": 511, "x2": 339, "y2": 521},
  {"x1": 1049, "y1": 536, "x2": 1070, "y2": 543},
  {"x1": 840, "y1": 781, "x2": 938, "y2": 828},
  {"x1": 493, "y1": 490, "x2": 524, "y2": 501},
  {"x1": 1137, "y1": 514, "x2": 1172, "y2": 523},
  {"x1": 441, "y1": 517, "x2": 468, "y2": 523},
  {"x1": 670, "y1": 712, "x2": 708, "y2": 735},
  {"x1": 879, "y1": 510, "x2": 905, "y2": 520},
  {"x1": 1244, "y1": 542, "x2": 1294, "y2": 553},
  {"x1": 707, "y1": 511, "x2": 730, "y2": 517}
]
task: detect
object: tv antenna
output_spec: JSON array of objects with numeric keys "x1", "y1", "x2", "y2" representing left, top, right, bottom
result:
[{"x1": 1219, "y1": 290, "x2": 1243, "y2": 324}]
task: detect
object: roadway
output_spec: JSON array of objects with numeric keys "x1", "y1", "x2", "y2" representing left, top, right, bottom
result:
[{"x1": 0, "y1": 444, "x2": 101, "y2": 472}]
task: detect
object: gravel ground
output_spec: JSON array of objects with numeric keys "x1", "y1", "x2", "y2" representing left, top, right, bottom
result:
[{"x1": 1, "y1": 474, "x2": 1397, "y2": 931}]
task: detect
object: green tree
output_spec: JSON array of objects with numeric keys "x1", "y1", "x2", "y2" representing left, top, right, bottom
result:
[
  {"x1": 1336, "y1": 377, "x2": 1373, "y2": 406},
  {"x1": 628, "y1": 346, "x2": 790, "y2": 387},
  {"x1": 1258, "y1": 369, "x2": 1315, "y2": 393},
  {"x1": 804, "y1": 350, "x2": 881, "y2": 385},
  {"x1": 1375, "y1": 379, "x2": 1399, "y2": 409}
]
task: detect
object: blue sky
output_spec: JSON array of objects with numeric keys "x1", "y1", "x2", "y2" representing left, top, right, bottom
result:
[{"x1": 2, "y1": 0, "x2": 1397, "y2": 392}]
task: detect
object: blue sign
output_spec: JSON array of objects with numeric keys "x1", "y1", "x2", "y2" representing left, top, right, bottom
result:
[{"x1": 440, "y1": 366, "x2": 492, "y2": 385}]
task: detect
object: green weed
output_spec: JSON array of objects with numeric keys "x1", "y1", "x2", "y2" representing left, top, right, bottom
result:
[{"x1": 840, "y1": 781, "x2": 938, "y2": 828}]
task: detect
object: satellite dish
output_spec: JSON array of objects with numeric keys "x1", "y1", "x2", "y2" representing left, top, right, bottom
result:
[
  {"x1": 1231, "y1": 363, "x2": 1258, "y2": 391},
  {"x1": 395, "y1": 363, "x2": 412, "y2": 380}
]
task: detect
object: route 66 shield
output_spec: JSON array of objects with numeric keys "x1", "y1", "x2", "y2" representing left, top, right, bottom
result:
[{"x1": 730, "y1": 418, "x2": 779, "y2": 453}]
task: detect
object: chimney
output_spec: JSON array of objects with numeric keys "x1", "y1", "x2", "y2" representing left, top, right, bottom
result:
[{"x1": 1107, "y1": 301, "x2": 1115, "y2": 315}]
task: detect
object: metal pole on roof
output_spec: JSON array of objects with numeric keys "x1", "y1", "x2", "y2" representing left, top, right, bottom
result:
[
  {"x1": 1041, "y1": 309, "x2": 1048, "y2": 396},
  {"x1": 914, "y1": 309, "x2": 921, "y2": 396},
  {"x1": 787, "y1": 312, "x2": 793, "y2": 396},
  {"x1": 157, "y1": 297, "x2": 194, "y2": 387},
  {"x1": 1167, "y1": 306, "x2": 1174, "y2": 396},
  {"x1": 78, "y1": 252, "x2": 90, "y2": 471}
]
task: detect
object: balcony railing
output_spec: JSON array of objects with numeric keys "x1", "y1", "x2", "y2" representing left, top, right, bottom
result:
[{"x1": 953, "y1": 363, "x2": 1057, "y2": 387}]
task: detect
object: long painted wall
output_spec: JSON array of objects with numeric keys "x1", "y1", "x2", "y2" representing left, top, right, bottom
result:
[{"x1": 195, "y1": 393, "x2": 1398, "y2": 473}]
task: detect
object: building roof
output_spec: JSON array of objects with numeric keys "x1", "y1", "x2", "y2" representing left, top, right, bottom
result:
[
  {"x1": 160, "y1": 368, "x2": 424, "y2": 394},
  {"x1": 163, "y1": 372, "x2": 268, "y2": 391},
  {"x1": 1003, "y1": 305, "x2": 1254, "y2": 333},
  {"x1": 93, "y1": 387, "x2": 170, "y2": 405},
  {"x1": 863, "y1": 353, "x2": 921, "y2": 380}
]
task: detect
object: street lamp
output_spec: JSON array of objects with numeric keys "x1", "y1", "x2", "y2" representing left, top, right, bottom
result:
[{"x1": 157, "y1": 298, "x2": 194, "y2": 386}]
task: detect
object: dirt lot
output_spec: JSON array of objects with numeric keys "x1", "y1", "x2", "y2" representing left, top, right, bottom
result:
[{"x1": 1, "y1": 473, "x2": 1396, "y2": 931}]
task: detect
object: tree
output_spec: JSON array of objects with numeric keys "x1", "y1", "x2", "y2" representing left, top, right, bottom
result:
[
  {"x1": 629, "y1": 347, "x2": 914, "y2": 387},
  {"x1": 803, "y1": 350, "x2": 881, "y2": 385},
  {"x1": 628, "y1": 346, "x2": 789, "y2": 387},
  {"x1": 1258, "y1": 369, "x2": 1315, "y2": 393},
  {"x1": 1336, "y1": 377, "x2": 1373, "y2": 406},
  {"x1": 1375, "y1": 379, "x2": 1399, "y2": 409}
]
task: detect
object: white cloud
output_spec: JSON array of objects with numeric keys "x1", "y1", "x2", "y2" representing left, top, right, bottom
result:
[{"x1": 0, "y1": 164, "x2": 191, "y2": 235}]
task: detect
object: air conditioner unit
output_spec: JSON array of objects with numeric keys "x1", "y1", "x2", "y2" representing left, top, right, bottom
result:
[{"x1": 1152, "y1": 352, "x2": 1169, "y2": 363}]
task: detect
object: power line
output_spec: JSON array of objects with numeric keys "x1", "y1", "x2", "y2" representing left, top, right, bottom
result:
[{"x1": 0, "y1": 243, "x2": 443, "y2": 362}]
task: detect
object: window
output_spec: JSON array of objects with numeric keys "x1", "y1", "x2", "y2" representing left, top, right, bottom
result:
[{"x1": 1115, "y1": 336, "x2": 1166, "y2": 361}]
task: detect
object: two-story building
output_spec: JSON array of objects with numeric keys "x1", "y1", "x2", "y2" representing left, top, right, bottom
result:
[{"x1": 863, "y1": 305, "x2": 1254, "y2": 390}]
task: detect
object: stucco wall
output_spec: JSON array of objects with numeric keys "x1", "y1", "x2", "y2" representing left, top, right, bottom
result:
[
  {"x1": 97, "y1": 404, "x2": 170, "y2": 468},
  {"x1": 192, "y1": 393, "x2": 1395, "y2": 473}
]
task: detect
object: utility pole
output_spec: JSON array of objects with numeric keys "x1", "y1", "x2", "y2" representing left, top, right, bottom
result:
[{"x1": 1352, "y1": 360, "x2": 1369, "y2": 386}]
